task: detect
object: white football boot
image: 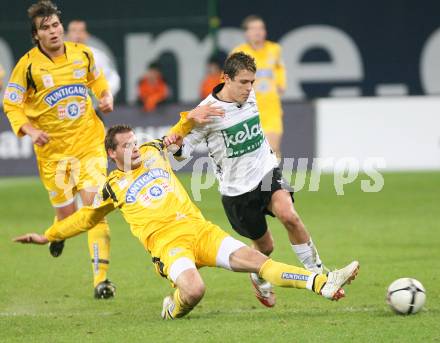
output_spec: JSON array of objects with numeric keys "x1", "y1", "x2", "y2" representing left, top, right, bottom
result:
[
  {"x1": 320, "y1": 261, "x2": 360, "y2": 301},
  {"x1": 161, "y1": 295, "x2": 175, "y2": 320}
]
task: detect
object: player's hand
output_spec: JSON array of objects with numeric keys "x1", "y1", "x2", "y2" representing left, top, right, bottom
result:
[
  {"x1": 187, "y1": 102, "x2": 224, "y2": 124},
  {"x1": 13, "y1": 233, "x2": 49, "y2": 245},
  {"x1": 99, "y1": 91, "x2": 114, "y2": 113},
  {"x1": 21, "y1": 124, "x2": 49, "y2": 146},
  {"x1": 31, "y1": 129, "x2": 49, "y2": 146},
  {"x1": 277, "y1": 86, "x2": 285, "y2": 95},
  {"x1": 163, "y1": 134, "x2": 183, "y2": 153}
]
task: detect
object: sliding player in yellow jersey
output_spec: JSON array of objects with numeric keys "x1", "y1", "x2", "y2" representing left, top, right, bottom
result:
[
  {"x1": 3, "y1": 1, "x2": 114, "y2": 298},
  {"x1": 232, "y1": 15, "x2": 286, "y2": 158},
  {"x1": 14, "y1": 125, "x2": 359, "y2": 319}
]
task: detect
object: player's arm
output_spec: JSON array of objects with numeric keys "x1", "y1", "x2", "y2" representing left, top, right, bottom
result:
[
  {"x1": 13, "y1": 187, "x2": 115, "y2": 245},
  {"x1": 274, "y1": 44, "x2": 286, "y2": 94},
  {"x1": 167, "y1": 103, "x2": 224, "y2": 137},
  {"x1": 2, "y1": 58, "x2": 49, "y2": 145},
  {"x1": 85, "y1": 47, "x2": 113, "y2": 113},
  {"x1": 164, "y1": 102, "x2": 224, "y2": 156},
  {"x1": 165, "y1": 126, "x2": 208, "y2": 161}
]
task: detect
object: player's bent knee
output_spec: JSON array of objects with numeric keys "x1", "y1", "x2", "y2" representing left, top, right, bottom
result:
[
  {"x1": 279, "y1": 210, "x2": 301, "y2": 229},
  {"x1": 254, "y1": 236, "x2": 274, "y2": 256},
  {"x1": 184, "y1": 282, "x2": 206, "y2": 304},
  {"x1": 176, "y1": 269, "x2": 206, "y2": 305}
]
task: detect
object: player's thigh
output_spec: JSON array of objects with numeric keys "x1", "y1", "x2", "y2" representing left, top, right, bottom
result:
[
  {"x1": 194, "y1": 221, "x2": 246, "y2": 270},
  {"x1": 221, "y1": 193, "x2": 268, "y2": 240},
  {"x1": 37, "y1": 158, "x2": 77, "y2": 208},
  {"x1": 150, "y1": 238, "x2": 197, "y2": 284},
  {"x1": 265, "y1": 168, "x2": 295, "y2": 217},
  {"x1": 267, "y1": 189, "x2": 295, "y2": 219},
  {"x1": 77, "y1": 149, "x2": 108, "y2": 197}
]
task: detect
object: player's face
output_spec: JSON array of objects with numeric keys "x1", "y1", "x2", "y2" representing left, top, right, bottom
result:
[
  {"x1": 245, "y1": 20, "x2": 266, "y2": 45},
  {"x1": 110, "y1": 131, "x2": 142, "y2": 171},
  {"x1": 34, "y1": 15, "x2": 64, "y2": 52},
  {"x1": 67, "y1": 21, "x2": 88, "y2": 44},
  {"x1": 225, "y1": 69, "x2": 255, "y2": 104}
]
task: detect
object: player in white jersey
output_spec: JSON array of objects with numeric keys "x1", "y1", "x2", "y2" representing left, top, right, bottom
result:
[
  {"x1": 165, "y1": 52, "x2": 325, "y2": 308},
  {"x1": 67, "y1": 20, "x2": 120, "y2": 97}
]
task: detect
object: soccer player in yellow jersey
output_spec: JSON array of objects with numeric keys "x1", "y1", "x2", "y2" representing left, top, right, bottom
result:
[
  {"x1": 3, "y1": 1, "x2": 115, "y2": 298},
  {"x1": 14, "y1": 125, "x2": 360, "y2": 319},
  {"x1": 232, "y1": 15, "x2": 286, "y2": 158}
]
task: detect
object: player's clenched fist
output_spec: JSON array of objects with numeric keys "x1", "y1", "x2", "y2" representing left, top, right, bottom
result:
[{"x1": 99, "y1": 91, "x2": 114, "y2": 113}]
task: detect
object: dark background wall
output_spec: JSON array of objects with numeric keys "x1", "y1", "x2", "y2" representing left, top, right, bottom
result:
[{"x1": 1, "y1": 0, "x2": 440, "y2": 102}]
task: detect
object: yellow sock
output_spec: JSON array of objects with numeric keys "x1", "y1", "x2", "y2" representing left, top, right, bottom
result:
[
  {"x1": 259, "y1": 259, "x2": 327, "y2": 294},
  {"x1": 88, "y1": 221, "x2": 111, "y2": 287},
  {"x1": 169, "y1": 288, "x2": 194, "y2": 319}
]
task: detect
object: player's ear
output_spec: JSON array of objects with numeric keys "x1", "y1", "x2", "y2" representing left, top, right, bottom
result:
[
  {"x1": 107, "y1": 149, "x2": 116, "y2": 161},
  {"x1": 223, "y1": 73, "x2": 231, "y2": 84}
]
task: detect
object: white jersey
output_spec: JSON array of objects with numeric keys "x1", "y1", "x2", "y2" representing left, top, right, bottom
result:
[
  {"x1": 90, "y1": 47, "x2": 121, "y2": 96},
  {"x1": 180, "y1": 84, "x2": 278, "y2": 196}
]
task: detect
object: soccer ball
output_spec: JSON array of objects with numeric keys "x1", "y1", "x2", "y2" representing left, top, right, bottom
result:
[{"x1": 387, "y1": 278, "x2": 426, "y2": 315}]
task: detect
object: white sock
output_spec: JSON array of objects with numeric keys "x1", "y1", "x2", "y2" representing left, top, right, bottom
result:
[{"x1": 292, "y1": 239, "x2": 323, "y2": 271}]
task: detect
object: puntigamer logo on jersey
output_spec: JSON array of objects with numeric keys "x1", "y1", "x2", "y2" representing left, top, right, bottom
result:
[
  {"x1": 221, "y1": 116, "x2": 264, "y2": 157},
  {"x1": 125, "y1": 168, "x2": 170, "y2": 204},
  {"x1": 43, "y1": 84, "x2": 87, "y2": 106}
]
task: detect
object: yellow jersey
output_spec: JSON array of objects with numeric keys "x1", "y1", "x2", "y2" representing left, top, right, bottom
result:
[
  {"x1": 44, "y1": 141, "x2": 207, "y2": 252},
  {"x1": 3, "y1": 42, "x2": 109, "y2": 161},
  {"x1": 232, "y1": 41, "x2": 286, "y2": 103}
]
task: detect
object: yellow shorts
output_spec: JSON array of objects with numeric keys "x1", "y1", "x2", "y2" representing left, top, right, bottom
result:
[
  {"x1": 148, "y1": 219, "x2": 244, "y2": 283},
  {"x1": 37, "y1": 147, "x2": 107, "y2": 207},
  {"x1": 257, "y1": 98, "x2": 284, "y2": 135}
]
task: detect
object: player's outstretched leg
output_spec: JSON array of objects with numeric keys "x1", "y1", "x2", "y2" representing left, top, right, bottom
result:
[
  {"x1": 268, "y1": 190, "x2": 325, "y2": 273},
  {"x1": 229, "y1": 246, "x2": 359, "y2": 301},
  {"x1": 259, "y1": 258, "x2": 359, "y2": 300}
]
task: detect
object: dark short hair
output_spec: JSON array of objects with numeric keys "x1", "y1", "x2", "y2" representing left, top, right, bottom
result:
[
  {"x1": 223, "y1": 52, "x2": 256, "y2": 79},
  {"x1": 148, "y1": 61, "x2": 161, "y2": 71},
  {"x1": 28, "y1": 1, "x2": 62, "y2": 45},
  {"x1": 105, "y1": 125, "x2": 133, "y2": 152},
  {"x1": 241, "y1": 14, "x2": 264, "y2": 30}
]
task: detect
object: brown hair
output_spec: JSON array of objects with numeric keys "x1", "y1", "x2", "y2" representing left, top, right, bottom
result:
[
  {"x1": 241, "y1": 15, "x2": 264, "y2": 30},
  {"x1": 28, "y1": 1, "x2": 62, "y2": 44},
  {"x1": 223, "y1": 52, "x2": 256, "y2": 80},
  {"x1": 105, "y1": 125, "x2": 133, "y2": 152}
]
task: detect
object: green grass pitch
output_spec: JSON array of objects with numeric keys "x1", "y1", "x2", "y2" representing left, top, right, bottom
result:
[{"x1": 0, "y1": 172, "x2": 439, "y2": 342}]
